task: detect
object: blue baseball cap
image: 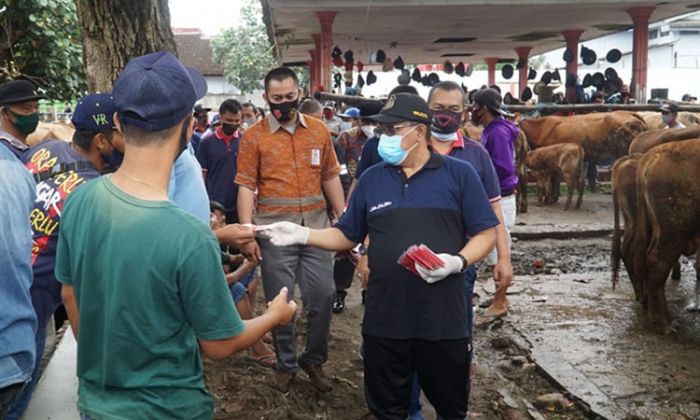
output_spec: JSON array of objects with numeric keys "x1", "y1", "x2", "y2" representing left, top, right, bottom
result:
[
  {"x1": 337, "y1": 107, "x2": 360, "y2": 118},
  {"x1": 71, "y1": 93, "x2": 116, "y2": 132},
  {"x1": 113, "y1": 51, "x2": 207, "y2": 132}
]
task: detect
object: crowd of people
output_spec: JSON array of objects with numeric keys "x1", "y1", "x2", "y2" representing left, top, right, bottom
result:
[{"x1": 1, "y1": 51, "x2": 522, "y2": 420}]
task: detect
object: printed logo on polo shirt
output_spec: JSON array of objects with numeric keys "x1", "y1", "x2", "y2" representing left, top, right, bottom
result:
[{"x1": 369, "y1": 201, "x2": 392, "y2": 213}]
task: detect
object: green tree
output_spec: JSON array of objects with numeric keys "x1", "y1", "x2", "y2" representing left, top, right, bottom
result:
[
  {"x1": 0, "y1": 0, "x2": 86, "y2": 100},
  {"x1": 211, "y1": 1, "x2": 276, "y2": 94}
]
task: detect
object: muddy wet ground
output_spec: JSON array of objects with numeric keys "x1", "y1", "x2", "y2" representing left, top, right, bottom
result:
[{"x1": 204, "y1": 191, "x2": 700, "y2": 420}]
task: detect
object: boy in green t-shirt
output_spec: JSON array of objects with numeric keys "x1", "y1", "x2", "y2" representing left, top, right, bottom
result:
[{"x1": 55, "y1": 51, "x2": 296, "y2": 420}]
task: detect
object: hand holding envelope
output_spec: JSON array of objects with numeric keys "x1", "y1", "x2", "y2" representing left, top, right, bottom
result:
[{"x1": 398, "y1": 244, "x2": 465, "y2": 284}]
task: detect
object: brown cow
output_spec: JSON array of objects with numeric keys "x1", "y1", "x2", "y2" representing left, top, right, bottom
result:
[
  {"x1": 525, "y1": 143, "x2": 584, "y2": 210},
  {"x1": 519, "y1": 111, "x2": 647, "y2": 192},
  {"x1": 514, "y1": 130, "x2": 529, "y2": 213},
  {"x1": 27, "y1": 121, "x2": 75, "y2": 147},
  {"x1": 461, "y1": 121, "x2": 483, "y2": 141},
  {"x1": 611, "y1": 155, "x2": 682, "y2": 303},
  {"x1": 628, "y1": 125, "x2": 700, "y2": 154},
  {"x1": 631, "y1": 140, "x2": 700, "y2": 333}
]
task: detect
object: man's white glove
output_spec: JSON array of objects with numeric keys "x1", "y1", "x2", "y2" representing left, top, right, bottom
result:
[
  {"x1": 255, "y1": 222, "x2": 310, "y2": 246},
  {"x1": 415, "y1": 253, "x2": 464, "y2": 284}
]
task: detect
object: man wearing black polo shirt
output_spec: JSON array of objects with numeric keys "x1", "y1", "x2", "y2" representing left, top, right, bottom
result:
[{"x1": 257, "y1": 93, "x2": 498, "y2": 419}]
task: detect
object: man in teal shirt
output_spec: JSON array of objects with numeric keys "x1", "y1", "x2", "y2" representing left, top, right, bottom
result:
[{"x1": 55, "y1": 51, "x2": 296, "y2": 420}]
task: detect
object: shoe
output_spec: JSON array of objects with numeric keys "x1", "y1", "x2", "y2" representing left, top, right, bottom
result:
[
  {"x1": 332, "y1": 294, "x2": 345, "y2": 313},
  {"x1": 298, "y1": 358, "x2": 333, "y2": 392},
  {"x1": 273, "y1": 369, "x2": 296, "y2": 393}
]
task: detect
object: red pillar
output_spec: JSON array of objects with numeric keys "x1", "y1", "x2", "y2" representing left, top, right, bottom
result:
[
  {"x1": 629, "y1": 7, "x2": 655, "y2": 103},
  {"x1": 311, "y1": 34, "x2": 322, "y2": 93},
  {"x1": 484, "y1": 57, "x2": 498, "y2": 87},
  {"x1": 316, "y1": 12, "x2": 337, "y2": 92},
  {"x1": 307, "y1": 51, "x2": 316, "y2": 95},
  {"x1": 514, "y1": 46, "x2": 532, "y2": 99},
  {"x1": 562, "y1": 29, "x2": 584, "y2": 103}
]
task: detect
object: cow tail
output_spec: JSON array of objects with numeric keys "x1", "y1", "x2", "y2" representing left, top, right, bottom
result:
[{"x1": 611, "y1": 165, "x2": 622, "y2": 290}]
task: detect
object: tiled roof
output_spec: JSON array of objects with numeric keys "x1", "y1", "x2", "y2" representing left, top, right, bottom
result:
[{"x1": 174, "y1": 31, "x2": 224, "y2": 76}]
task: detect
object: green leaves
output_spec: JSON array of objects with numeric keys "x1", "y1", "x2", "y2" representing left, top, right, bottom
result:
[
  {"x1": 211, "y1": 1, "x2": 276, "y2": 94},
  {"x1": 1, "y1": 0, "x2": 86, "y2": 100}
]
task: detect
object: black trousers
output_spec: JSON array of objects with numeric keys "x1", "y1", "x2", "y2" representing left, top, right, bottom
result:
[
  {"x1": 333, "y1": 257, "x2": 355, "y2": 297},
  {"x1": 363, "y1": 335, "x2": 470, "y2": 420}
]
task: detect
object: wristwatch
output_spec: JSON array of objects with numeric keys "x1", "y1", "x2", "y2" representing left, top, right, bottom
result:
[
  {"x1": 358, "y1": 244, "x2": 368, "y2": 256},
  {"x1": 456, "y1": 254, "x2": 469, "y2": 273}
]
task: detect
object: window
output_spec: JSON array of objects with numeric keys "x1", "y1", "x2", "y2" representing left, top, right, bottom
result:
[
  {"x1": 649, "y1": 29, "x2": 659, "y2": 40},
  {"x1": 680, "y1": 30, "x2": 700, "y2": 35}
]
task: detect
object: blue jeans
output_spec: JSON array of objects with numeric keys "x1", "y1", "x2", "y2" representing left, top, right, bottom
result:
[
  {"x1": 229, "y1": 270, "x2": 256, "y2": 304},
  {"x1": 409, "y1": 266, "x2": 477, "y2": 417},
  {"x1": 408, "y1": 375, "x2": 424, "y2": 419},
  {"x1": 5, "y1": 321, "x2": 47, "y2": 420}
]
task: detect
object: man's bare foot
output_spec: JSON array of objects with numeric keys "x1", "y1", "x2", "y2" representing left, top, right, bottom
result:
[{"x1": 485, "y1": 296, "x2": 509, "y2": 317}]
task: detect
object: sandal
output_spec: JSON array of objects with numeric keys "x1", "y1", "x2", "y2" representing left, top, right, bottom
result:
[
  {"x1": 252, "y1": 352, "x2": 277, "y2": 368},
  {"x1": 475, "y1": 308, "x2": 507, "y2": 327}
]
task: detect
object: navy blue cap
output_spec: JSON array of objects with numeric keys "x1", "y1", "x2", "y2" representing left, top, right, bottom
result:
[
  {"x1": 71, "y1": 93, "x2": 117, "y2": 131},
  {"x1": 368, "y1": 93, "x2": 433, "y2": 125},
  {"x1": 113, "y1": 51, "x2": 207, "y2": 132}
]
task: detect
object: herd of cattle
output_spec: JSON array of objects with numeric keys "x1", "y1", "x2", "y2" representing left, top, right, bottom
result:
[
  {"x1": 33, "y1": 110, "x2": 700, "y2": 333},
  {"x1": 463, "y1": 110, "x2": 700, "y2": 334}
]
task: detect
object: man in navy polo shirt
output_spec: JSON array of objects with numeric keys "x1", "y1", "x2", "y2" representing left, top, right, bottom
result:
[
  {"x1": 197, "y1": 99, "x2": 243, "y2": 224},
  {"x1": 402, "y1": 81, "x2": 514, "y2": 419},
  {"x1": 257, "y1": 93, "x2": 498, "y2": 419},
  {"x1": 429, "y1": 81, "x2": 513, "y2": 318}
]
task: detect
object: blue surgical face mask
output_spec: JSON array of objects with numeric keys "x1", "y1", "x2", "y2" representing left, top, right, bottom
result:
[
  {"x1": 340, "y1": 121, "x2": 353, "y2": 132},
  {"x1": 378, "y1": 126, "x2": 419, "y2": 166}
]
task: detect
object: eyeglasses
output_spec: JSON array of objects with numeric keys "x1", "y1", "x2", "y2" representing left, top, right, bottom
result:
[{"x1": 377, "y1": 123, "x2": 417, "y2": 136}]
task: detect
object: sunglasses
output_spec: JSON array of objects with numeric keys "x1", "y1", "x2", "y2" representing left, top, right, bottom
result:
[{"x1": 377, "y1": 123, "x2": 417, "y2": 136}]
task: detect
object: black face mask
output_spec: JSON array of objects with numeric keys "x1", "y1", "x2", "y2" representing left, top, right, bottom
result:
[
  {"x1": 101, "y1": 149, "x2": 124, "y2": 174},
  {"x1": 432, "y1": 110, "x2": 463, "y2": 135},
  {"x1": 269, "y1": 99, "x2": 299, "y2": 123},
  {"x1": 221, "y1": 123, "x2": 239, "y2": 136}
]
